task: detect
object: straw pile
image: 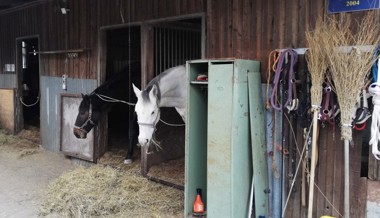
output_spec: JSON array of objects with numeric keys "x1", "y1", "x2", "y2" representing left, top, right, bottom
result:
[
  {"x1": 322, "y1": 12, "x2": 380, "y2": 140},
  {"x1": 39, "y1": 165, "x2": 184, "y2": 218},
  {"x1": 0, "y1": 129, "x2": 40, "y2": 157}
]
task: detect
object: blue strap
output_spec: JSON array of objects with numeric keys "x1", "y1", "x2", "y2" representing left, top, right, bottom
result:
[{"x1": 372, "y1": 45, "x2": 380, "y2": 82}]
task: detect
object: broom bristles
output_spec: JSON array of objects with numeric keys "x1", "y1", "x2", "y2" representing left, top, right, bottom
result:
[
  {"x1": 322, "y1": 12, "x2": 380, "y2": 140},
  {"x1": 305, "y1": 17, "x2": 328, "y2": 109}
]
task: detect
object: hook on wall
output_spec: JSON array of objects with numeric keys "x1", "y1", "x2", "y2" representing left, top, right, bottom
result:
[{"x1": 60, "y1": 0, "x2": 70, "y2": 14}]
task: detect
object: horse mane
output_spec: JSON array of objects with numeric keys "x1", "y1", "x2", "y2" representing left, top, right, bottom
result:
[
  {"x1": 86, "y1": 65, "x2": 137, "y2": 111},
  {"x1": 141, "y1": 65, "x2": 185, "y2": 103}
]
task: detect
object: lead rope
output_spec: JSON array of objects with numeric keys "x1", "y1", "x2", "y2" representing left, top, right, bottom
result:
[
  {"x1": 369, "y1": 45, "x2": 380, "y2": 160},
  {"x1": 95, "y1": 93, "x2": 184, "y2": 127},
  {"x1": 270, "y1": 49, "x2": 298, "y2": 111},
  {"x1": 266, "y1": 50, "x2": 281, "y2": 109},
  {"x1": 20, "y1": 95, "x2": 40, "y2": 107}
]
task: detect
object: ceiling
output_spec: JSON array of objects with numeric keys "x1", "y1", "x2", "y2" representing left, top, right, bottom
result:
[{"x1": 0, "y1": 0, "x2": 40, "y2": 12}]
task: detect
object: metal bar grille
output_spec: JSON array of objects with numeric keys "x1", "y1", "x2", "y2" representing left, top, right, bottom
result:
[{"x1": 153, "y1": 23, "x2": 201, "y2": 75}]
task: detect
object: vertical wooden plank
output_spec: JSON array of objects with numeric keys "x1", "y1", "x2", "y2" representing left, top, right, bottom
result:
[
  {"x1": 216, "y1": 0, "x2": 224, "y2": 57},
  {"x1": 241, "y1": 0, "x2": 253, "y2": 59},
  {"x1": 262, "y1": 0, "x2": 273, "y2": 80},
  {"x1": 278, "y1": 0, "x2": 286, "y2": 48},
  {"x1": 271, "y1": 1, "x2": 280, "y2": 51},
  {"x1": 316, "y1": 125, "x2": 328, "y2": 217},
  {"x1": 290, "y1": 0, "x2": 299, "y2": 47},
  {"x1": 350, "y1": 131, "x2": 364, "y2": 217},
  {"x1": 207, "y1": 0, "x2": 216, "y2": 58},
  {"x1": 232, "y1": 0, "x2": 242, "y2": 58},
  {"x1": 226, "y1": 0, "x2": 233, "y2": 57},
  {"x1": 324, "y1": 124, "x2": 336, "y2": 216},
  {"x1": 332, "y1": 127, "x2": 344, "y2": 217},
  {"x1": 297, "y1": 0, "x2": 307, "y2": 47},
  {"x1": 255, "y1": 0, "x2": 263, "y2": 62}
]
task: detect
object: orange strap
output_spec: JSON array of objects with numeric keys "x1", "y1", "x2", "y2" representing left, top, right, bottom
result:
[{"x1": 266, "y1": 50, "x2": 281, "y2": 109}]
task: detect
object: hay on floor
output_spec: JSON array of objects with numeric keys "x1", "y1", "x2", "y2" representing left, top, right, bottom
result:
[
  {"x1": 0, "y1": 129, "x2": 40, "y2": 157},
  {"x1": 39, "y1": 165, "x2": 184, "y2": 218},
  {"x1": 148, "y1": 158, "x2": 185, "y2": 186}
]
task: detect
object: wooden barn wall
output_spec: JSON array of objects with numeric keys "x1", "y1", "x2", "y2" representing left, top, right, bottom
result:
[
  {"x1": 38, "y1": 0, "x2": 205, "y2": 80},
  {"x1": 206, "y1": 0, "x2": 368, "y2": 77},
  {"x1": 0, "y1": 5, "x2": 42, "y2": 88}
]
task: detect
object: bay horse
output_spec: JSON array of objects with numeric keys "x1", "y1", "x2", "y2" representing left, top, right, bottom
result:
[
  {"x1": 73, "y1": 67, "x2": 138, "y2": 164},
  {"x1": 132, "y1": 65, "x2": 186, "y2": 148}
]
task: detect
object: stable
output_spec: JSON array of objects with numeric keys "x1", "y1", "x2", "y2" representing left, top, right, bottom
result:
[{"x1": 1, "y1": 0, "x2": 380, "y2": 218}]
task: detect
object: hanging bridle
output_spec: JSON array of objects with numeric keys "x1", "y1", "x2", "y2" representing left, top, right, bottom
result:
[
  {"x1": 318, "y1": 80, "x2": 339, "y2": 125},
  {"x1": 270, "y1": 49, "x2": 299, "y2": 111}
]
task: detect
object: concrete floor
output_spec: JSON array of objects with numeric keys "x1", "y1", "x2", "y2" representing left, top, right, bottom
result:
[
  {"x1": 0, "y1": 148, "x2": 77, "y2": 218},
  {"x1": 367, "y1": 180, "x2": 380, "y2": 218}
]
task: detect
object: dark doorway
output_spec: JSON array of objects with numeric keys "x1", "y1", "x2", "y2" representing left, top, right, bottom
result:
[
  {"x1": 19, "y1": 38, "x2": 40, "y2": 128},
  {"x1": 105, "y1": 26, "x2": 141, "y2": 153}
]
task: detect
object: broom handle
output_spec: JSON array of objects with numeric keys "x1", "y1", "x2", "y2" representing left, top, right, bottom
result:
[
  {"x1": 344, "y1": 139, "x2": 350, "y2": 218},
  {"x1": 307, "y1": 110, "x2": 319, "y2": 218}
]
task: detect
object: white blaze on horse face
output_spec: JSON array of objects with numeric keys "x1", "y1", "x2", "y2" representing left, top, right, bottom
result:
[{"x1": 133, "y1": 83, "x2": 160, "y2": 147}]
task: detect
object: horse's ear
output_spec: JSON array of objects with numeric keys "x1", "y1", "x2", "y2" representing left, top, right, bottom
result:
[
  {"x1": 149, "y1": 84, "x2": 158, "y2": 99},
  {"x1": 132, "y1": 83, "x2": 141, "y2": 98},
  {"x1": 150, "y1": 85, "x2": 158, "y2": 98},
  {"x1": 81, "y1": 93, "x2": 89, "y2": 100}
]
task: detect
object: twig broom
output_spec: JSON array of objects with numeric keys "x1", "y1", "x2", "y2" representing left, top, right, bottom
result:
[
  {"x1": 305, "y1": 17, "x2": 329, "y2": 218},
  {"x1": 322, "y1": 12, "x2": 380, "y2": 218}
]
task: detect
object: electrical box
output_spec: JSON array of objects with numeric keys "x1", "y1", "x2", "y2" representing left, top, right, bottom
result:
[{"x1": 185, "y1": 59, "x2": 260, "y2": 218}]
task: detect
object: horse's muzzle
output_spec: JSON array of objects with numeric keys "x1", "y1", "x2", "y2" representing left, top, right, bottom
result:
[{"x1": 73, "y1": 127, "x2": 87, "y2": 139}]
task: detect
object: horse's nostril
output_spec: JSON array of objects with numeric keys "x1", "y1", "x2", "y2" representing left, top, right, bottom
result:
[{"x1": 145, "y1": 139, "x2": 149, "y2": 143}]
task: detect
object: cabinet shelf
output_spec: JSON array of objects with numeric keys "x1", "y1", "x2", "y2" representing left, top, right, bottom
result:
[{"x1": 190, "y1": 81, "x2": 208, "y2": 85}]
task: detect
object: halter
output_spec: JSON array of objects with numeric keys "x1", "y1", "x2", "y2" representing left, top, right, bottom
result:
[
  {"x1": 137, "y1": 110, "x2": 161, "y2": 129},
  {"x1": 318, "y1": 80, "x2": 340, "y2": 125},
  {"x1": 74, "y1": 100, "x2": 96, "y2": 133}
]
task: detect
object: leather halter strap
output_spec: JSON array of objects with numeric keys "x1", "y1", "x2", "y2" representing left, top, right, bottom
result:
[
  {"x1": 137, "y1": 110, "x2": 160, "y2": 129},
  {"x1": 74, "y1": 100, "x2": 96, "y2": 133}
]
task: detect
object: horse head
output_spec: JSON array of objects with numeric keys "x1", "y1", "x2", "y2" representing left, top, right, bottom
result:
[
  {"x1": 73, "y1": 93, "x2": 102, "y2": 139},
  {"x1": 132, "y1": 83, "x2": 160, "y2": 147}
]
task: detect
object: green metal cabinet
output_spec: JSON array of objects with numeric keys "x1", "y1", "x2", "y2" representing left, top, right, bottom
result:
[{"x1": 185, "y1": 59, "x2": 260, "y2": 218}]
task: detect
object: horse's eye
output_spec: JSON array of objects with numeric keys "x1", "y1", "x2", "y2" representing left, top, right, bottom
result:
[{"x1": 151, "y1": 111, "x2": 155, "y2": 115}]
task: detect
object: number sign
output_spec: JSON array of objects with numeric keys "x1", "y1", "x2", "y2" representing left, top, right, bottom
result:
[{"x1": 328, "y1": 0, "x2": 380, "y2": 14}]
